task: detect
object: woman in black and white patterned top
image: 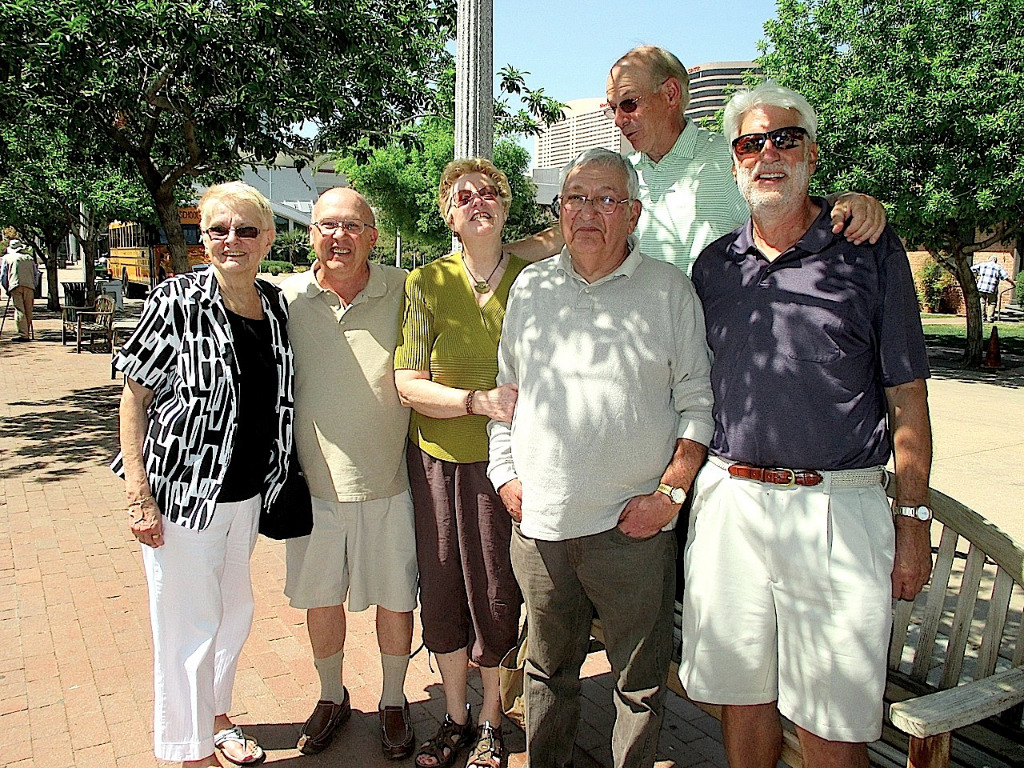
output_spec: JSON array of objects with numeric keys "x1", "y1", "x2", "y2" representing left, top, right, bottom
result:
[{"x1": 113, "y1": 181, "x2": 294, "y2": 768}]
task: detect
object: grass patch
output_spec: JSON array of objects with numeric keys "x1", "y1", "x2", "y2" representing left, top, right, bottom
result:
[{"x1": 922, "y1": 321, "x2": 1024, "y2": 355}]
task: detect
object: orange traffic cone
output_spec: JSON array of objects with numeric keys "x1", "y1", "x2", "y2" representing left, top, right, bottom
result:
[{"x1": 982, "y1": 325, "x2": 1002, "y2": 369}]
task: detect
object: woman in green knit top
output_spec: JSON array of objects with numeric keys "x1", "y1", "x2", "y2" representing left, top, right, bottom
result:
[{"x1": 394, "y1": 158, "x2": 527, "y2": 768}]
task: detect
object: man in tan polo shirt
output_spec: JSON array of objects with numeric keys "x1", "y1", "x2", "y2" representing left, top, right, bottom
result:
[{"x1": 280, "y1": 187, "x2": 416, "y2": 760}]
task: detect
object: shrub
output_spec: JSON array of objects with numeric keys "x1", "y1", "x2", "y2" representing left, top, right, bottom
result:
[
  {"x1": 259, "y1": 259, "x2": 293, "y2": 275},
  {"x1": 270, "y1": 230, "x2": 313, "y2": 265},
  {"x1": 918, "y1": 261, "x2": 956, "y2": 313}
]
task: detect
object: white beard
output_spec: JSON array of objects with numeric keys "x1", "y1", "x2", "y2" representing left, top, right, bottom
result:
[{"x1": 736, "y1": 156, "x2": 811, "y2": 216}]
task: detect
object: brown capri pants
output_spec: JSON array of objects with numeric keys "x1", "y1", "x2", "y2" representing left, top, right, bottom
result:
[{"x1": 407, "y1": 441, "x2": 522, "y2": 667}]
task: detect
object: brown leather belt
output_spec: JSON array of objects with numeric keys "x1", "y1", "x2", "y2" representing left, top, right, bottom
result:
[
  {"x1": 710, "y1": 456, "x2": 887, "y2": 488},
  {"x1": 726, "y1": 463, "x2": 823, "y2": 487}
]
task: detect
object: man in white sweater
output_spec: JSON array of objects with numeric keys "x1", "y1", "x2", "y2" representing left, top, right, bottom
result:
[{"x1": 487, "y1": 148, "x2": 714, "y2": 768}]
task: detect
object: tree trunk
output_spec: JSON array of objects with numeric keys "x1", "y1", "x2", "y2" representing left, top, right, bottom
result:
[
  {"x1": 950, "y1": 248, "x2": 984, "y2": 367},
  {"x1": 153, "y1": 186, "x2": 188, "y2": 276},
  {"x1": 42, "y1": 229, "x2": 66, "y2": 311},
  {"x1": 77, "y1": 207, "x2": 101, "y2": 306}
]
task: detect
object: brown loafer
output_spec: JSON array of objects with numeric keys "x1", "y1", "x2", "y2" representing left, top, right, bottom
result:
[
  {"x1": 380, "y1": 700, "x2": 416, "y2": 760},
  {"x1": 297, "y1": 689, "x2": 351, "y2": 755}
]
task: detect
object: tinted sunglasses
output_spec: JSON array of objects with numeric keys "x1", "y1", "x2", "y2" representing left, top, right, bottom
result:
[
  {"x1": 451, "y1": 185, "x2": 499, "y2": 208},
  {"x1": 203, "y1": 225, "x2": 261, "y2": 240},
  {"x1": 601, "y1": 95, "x2": 645, "y2": 119},
  {"x1": 731, "y1": 126, "x2": 808, "y2": 158}
]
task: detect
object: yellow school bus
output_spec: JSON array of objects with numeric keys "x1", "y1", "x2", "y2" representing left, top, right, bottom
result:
[{"x1": 108, "y1": 207, "x2": 209, "y2": 295}]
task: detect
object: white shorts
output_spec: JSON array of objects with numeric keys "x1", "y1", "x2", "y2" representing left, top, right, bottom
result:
[
  {"x1": 285, "y1": 490, "x2": 418, "y2": 613},
  {"x1": 679, "y1": 460, "x2": 894, "y2": 742}
]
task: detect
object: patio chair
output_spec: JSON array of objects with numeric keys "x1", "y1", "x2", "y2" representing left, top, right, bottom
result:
[{"x1": 63, "y1": 294, "x2": 115, "y2": 353}]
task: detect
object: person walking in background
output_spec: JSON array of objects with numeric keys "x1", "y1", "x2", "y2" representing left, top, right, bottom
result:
[
  {"x1": 113, "y1": 181, "x2": 295, "y2": 768},
  {"x1": 1, "y1": 238, "x2": 40, "y2": 341},
  {"x1": 280, "y1": 187, "x2": 418, "y2": 761},
  {"x1": 394, "y1": 158, "x2": 527, "y2": 768},
  {"x1": 971, "y1": 255, "x2": 1013, "y2": 321}
]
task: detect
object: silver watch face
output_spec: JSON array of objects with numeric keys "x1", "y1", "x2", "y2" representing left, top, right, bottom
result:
[
  {"x1": 898, "y1": 504, "x2": 931, "y2": 521},
  {"x1": 670, "y1": 487, "x2": 685, "y2": 504}
]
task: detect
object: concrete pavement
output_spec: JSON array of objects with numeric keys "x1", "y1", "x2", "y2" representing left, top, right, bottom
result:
[{"x1": 1, "y1": 296, "x2": 1021, "y2": 768}]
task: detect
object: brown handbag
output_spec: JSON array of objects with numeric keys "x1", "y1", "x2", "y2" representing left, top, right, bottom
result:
[{"x1": 498, "y1": 620, "x2": 528, "y2": 729}]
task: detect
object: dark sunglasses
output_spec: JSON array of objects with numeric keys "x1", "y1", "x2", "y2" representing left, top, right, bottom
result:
[
  {"x1": 731, "y1": 126, "x2": 808, "y2": 158},
  {"x1": 451, "y1": 185, "x2": 499, "y2": 208},
  {"x1": 203, "y1": 225, "x2": 261, "y2": 240}
]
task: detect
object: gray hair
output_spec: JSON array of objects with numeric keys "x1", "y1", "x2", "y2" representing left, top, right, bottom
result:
[
  {"x1": 723, "y1": 81, "x2": 818, "y2": 143},
  {"x1": 612, "y1": 46, "x2": 691, "y2": 116},
  {"x1": 559, "y1": 147, "x2": 640, "y2": 200}
]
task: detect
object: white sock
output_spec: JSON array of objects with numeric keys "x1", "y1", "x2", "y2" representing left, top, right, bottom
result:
[
  {"x1": 379, "y1": 653, "x2": 410, "y2": 708},
  {"x1": 314, "y1": 650, "x2": 345, "y2": 703}
]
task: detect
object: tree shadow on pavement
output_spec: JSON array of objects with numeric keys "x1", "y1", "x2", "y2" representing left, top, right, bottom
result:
[
  {"x1": 927, "y1": 349, "x2": 1024, "y2": 389},
  {"x1": 1, "y1": 384, "x2": 121, "y2": 482}
]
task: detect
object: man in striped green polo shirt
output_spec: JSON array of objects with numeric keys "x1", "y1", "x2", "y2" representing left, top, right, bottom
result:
[{"x1": 514, "y1": 46, "x2": 886, "y2": 276}]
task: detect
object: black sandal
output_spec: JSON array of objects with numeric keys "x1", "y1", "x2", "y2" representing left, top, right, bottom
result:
[
  {"x1": 415, "y1": 706, "x2": 476, "y2": 768},
  {"x1": 466, "y1": 721, "x2": 504, "y2": 768}
]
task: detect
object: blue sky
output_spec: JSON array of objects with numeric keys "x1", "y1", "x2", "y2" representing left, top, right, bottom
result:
[{"x1": 492, "y1": 0, "x2": 779, "y2": 105}]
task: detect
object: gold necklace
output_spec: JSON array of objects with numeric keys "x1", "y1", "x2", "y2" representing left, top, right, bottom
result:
[{"x1": 465, "y1": 251, "x2": 504, "y2": 293}]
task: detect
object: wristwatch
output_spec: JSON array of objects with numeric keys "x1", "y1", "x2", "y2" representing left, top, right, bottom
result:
[
  {"x1": 656, "y1": 483, "x2": 686, "y2": 505},
  {"x1": 893, "y1": 503, "x2": 933, "y2": 522}
]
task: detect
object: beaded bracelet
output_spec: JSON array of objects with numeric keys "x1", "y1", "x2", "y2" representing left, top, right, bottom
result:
[{"x1": 465, "y1": 389, "x2": 478, "y2": 416}]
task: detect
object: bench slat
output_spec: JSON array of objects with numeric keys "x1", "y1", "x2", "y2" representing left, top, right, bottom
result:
[
  {"x1": 910, "y1": 526, "x2": 958, "y2": 682},
  {"x1": 890, "y1": 596, "x2": 916, "y2": 671},
  {"x1": 930, "y1": 490, "x2": 1024, "y2": 581},
  {"x1": 890, "y1": 667, "x2": 1024, "y2": 738},
  {"x1": 940, "y1": 544, "x2": 985, "y2": 689},
  {"x1": 975, "y1": 568, "x2": 1013, "y2": 678},
  {"x1": 1013, "y1": 614, "x2": 1024, "y2": 669}
]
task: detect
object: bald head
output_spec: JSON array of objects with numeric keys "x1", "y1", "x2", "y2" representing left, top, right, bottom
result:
[
  {"x1": 310, "y1": 186, "x2": 379, "y2": 286},
  {"x1": 313, "y1": 187, "x2": 375, "y2": 228}
]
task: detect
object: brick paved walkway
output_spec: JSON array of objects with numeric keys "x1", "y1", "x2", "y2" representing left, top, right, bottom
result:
[{"x1": 0, "y1": 309, "x2": 729, "y2": 768}]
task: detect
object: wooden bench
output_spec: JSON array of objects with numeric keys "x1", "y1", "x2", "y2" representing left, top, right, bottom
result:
[
  {"x1": 62, "y1": 294, "x2": 115, "y2": 353},
  {"x1": 592, "y1": 486, "x2": 1024, "y2": 768}
]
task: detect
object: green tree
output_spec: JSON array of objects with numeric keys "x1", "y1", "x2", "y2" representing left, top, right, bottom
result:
[
  {"x1": 336, "y1": 67, "x2": 563, "y2": 264},
  {"x1": 1, "y1": 0, "x2": 455, "y2": 274},
  {"x1": 338, "y1": 119, "x2": 553, "y2": 266},
  {"x1": 759, "y1": 0, "x2": 1024, "y2": 366},
  {"x1": 0, "y1": 116, "x2": 150, "y2": 308},
  {"x1": 270, "y1": 229, "x2": 313, "y2": 266}
]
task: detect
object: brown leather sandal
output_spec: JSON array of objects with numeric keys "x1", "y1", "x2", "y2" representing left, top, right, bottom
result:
[
  {"x1": 466, "y1": 721, "x2": 504, "y2": 768},
  {"x1": 414, "y1": 706, "x2": 476, "y2": 768}
]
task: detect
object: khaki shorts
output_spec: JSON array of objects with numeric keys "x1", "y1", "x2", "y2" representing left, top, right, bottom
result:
[
  {"x1": 679, "y1": 459, "x2": 894, "y2": 743},
  {"x1": 285, "y1": 490, "x2": 418, "y2": 613}
]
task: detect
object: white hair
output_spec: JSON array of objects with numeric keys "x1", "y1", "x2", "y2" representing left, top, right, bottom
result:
[
  {"x1": 559, "y1": 147, "x2": 640, "y2": 200},
  {"x1": 723, "y1": 81, "x2": 818, "y2": 142}
]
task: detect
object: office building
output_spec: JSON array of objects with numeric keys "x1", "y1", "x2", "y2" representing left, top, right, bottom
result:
[{"x1": 685, "y1": 61, "x2": 759, "y2": 123}]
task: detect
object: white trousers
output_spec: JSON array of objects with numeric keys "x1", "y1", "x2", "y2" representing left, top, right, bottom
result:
[{"x1": 142, "y1": 495, "x2": 260, "y2": 761}]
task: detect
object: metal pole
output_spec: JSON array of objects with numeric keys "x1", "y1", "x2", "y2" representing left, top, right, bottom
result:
[
  {"x1": 454, "y1": 0, "x2": 494, "y2": 160},
  {"x1": 453, "y1": 0, "x2": 494, "y2": 252}
]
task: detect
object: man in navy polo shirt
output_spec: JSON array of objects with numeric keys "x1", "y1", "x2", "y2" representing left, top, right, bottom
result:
[{"x1": 679, "y1": 82, "x2": 934, "y2": 768}]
